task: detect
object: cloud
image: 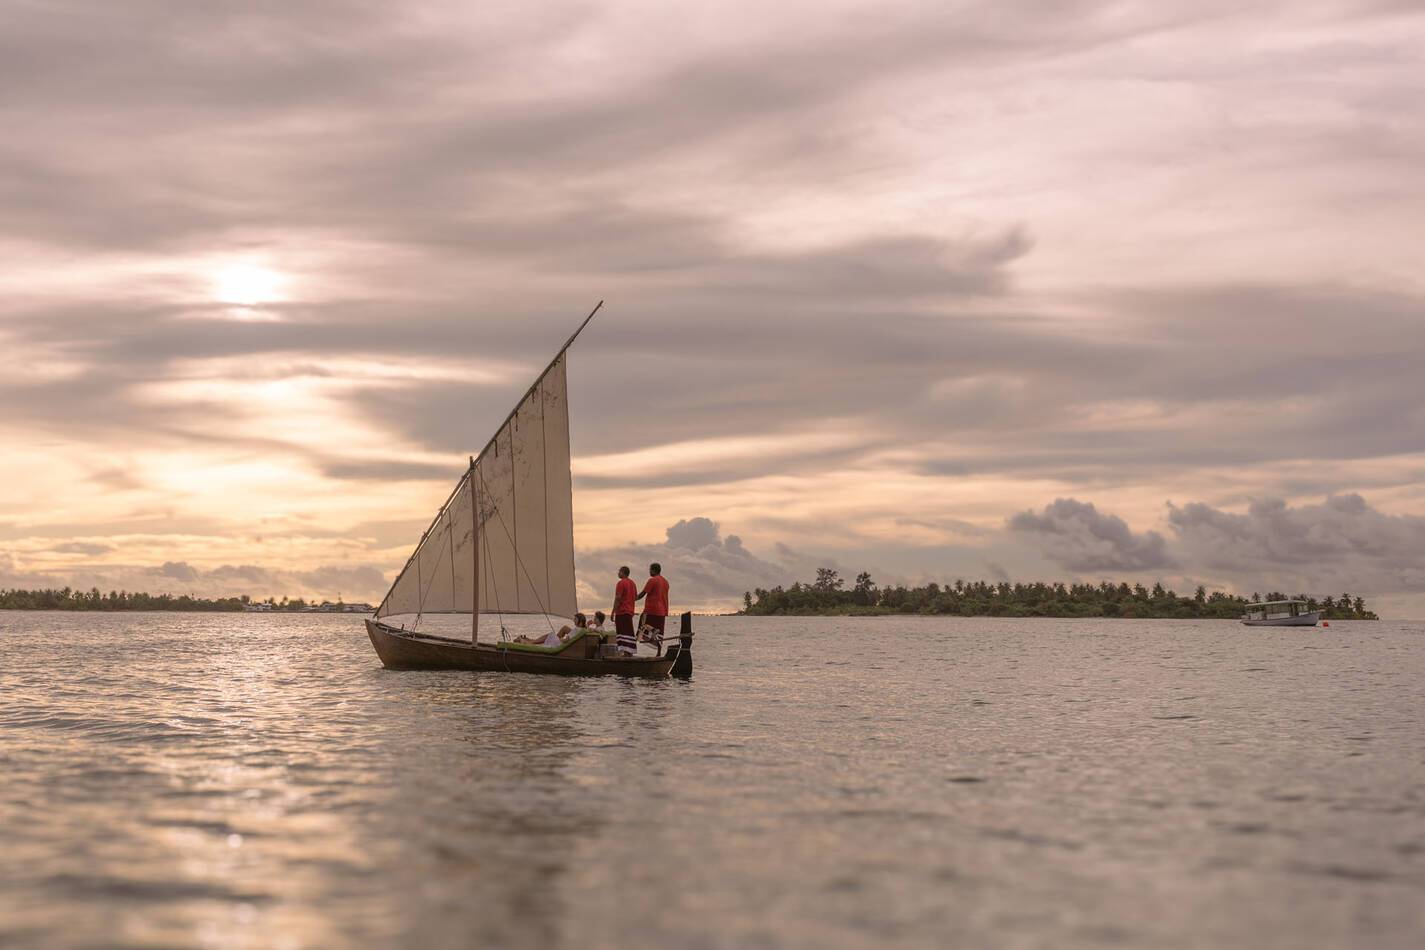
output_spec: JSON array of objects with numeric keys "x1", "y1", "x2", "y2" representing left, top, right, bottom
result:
[
  {"x1": 985, "y1": 561, "x2": 1011, "y2": 583},
  {"x1": 575, "y1": 516, "x2": 838, "y2": 611},
  {"x1": 1005, "y1": 492, "x2": 1425, "y2": 609},
  {"x1": 49, "y1": 541, "x2": 114, "y2": 556},
  {"x1": 3, "y1": 0, "x2": 1425, "y2": 617},
  {"x1": 160, "y1": 560, "x2": 200, "y2": 582},
  {"x1": 322, "y1": 459, "x2": 458, "y2": 482},
  {"x1": 4, "y1": 2, "x2": 1422, "y2": 498},
  {"x1": 1168, "y1": 493, "x2": 1425, "y2": 596},
  {"x1": 664, "y1": 517, "x2": 723, "y2": 550},
  {"x1": 1009, "y1": 498, "x2": 1176, "y2": 571},
  {"x1": 0, "y1": 556, "x2": 391, "y2": 603}
]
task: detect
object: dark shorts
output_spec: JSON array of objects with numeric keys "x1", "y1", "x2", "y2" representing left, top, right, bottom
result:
[{"x1": 646, "y1": 615, "x2": 667, "y2": 634}]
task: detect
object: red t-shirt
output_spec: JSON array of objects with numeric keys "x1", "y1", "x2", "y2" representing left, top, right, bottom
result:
[
  {"x1": 613, "y1": 578, "x2": 637, "y2": 616},
  {"x1": 641, "y1": 576, "x2": 670, "y2": 616}
]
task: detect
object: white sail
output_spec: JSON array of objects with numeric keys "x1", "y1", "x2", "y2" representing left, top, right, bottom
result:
[{"x1": 375, "y1": 354, "x2": 577, "y2": 624}]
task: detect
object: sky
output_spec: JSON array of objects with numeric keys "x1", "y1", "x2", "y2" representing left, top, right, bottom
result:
[{"x1": 3, "y1": 0, "x2": 1423, "y2": 616}]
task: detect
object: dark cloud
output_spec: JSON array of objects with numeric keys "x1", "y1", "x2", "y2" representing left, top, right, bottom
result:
[
  {"x1": 3, "y1": 230, "x2": 1037, "y2": 477},
  {"x1": 322, "y1": 459, "x2": 459, "y2": 482},
  {"x1": 0, "y1": 512, "x2": 233, "y2": 544},
  {"x1": 1009, "y1": 498, "x2": 1176, "y2": 572},
  {"x1": 0, "y1": 0, "x2": 1128, "y2": 255},
  {"x1": 87, "y1": 467, "x2": 146, "y2": 492},
  {"x1": 664, "y1": 517, "x2": 722, "y2": 550},
  {"x1": 4, "y1": 0, "x2": 1421, "y2": 498},
  {"x1": 160, "y1": 561, "x2": 200, "y2": 582},
  {"x1": 49, "y1": 542, "x2": 114, "y2": 556},
  {"x1": 1168, "y1": 494, "x2": 1425, "y2": 596},
  {"x1": 3, "y1": 1, "x2": 1424, "y2": 613},
  {"x1": 1006, "y1": 492, "x2": 1425, "y2": 606},
  {"x1": 206, "y1": 564, "x2": 273, "y2": 584},
  {"x1": 576, "y1": 516, "x2": 840, "y2": 609}
]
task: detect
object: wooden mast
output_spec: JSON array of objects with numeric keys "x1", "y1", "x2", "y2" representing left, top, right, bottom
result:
[
  {"x1": 464, "y1": 300, "x2": 599, "y2": 639},
  {"x1": 478, "y1": 455, "x2": 484, "y2": 646}
]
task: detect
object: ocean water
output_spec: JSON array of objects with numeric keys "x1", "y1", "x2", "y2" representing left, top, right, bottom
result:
[{"x1": 1, "y1": 612, "x2": 1423, "y2": 949}]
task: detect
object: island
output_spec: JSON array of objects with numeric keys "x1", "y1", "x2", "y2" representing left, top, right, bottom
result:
[
  {"x1": 743, "y1": 570, "x2": 1379, "y2": 619},
  {"x1": 0, "y1": 588, "x2": 371, "y2": 613}
]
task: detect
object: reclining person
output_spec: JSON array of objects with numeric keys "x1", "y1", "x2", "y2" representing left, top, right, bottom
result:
[{"x1": 514, "y1": 613, "x2": 587, "y2": 647}]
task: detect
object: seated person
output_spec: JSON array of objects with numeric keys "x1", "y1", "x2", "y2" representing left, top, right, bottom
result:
[
  {"x1": 514, "y1": 613, "x2": 587, "y2": 647},
  {"x1": 587, "y1": 610, "x2": 609, "y2": 645}
]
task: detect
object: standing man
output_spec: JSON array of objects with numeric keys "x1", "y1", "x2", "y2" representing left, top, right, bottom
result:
[
  {"x1": 636, "y1": 562, "x2": 670, "y2": 649},
  {"x1": 612, "y1": 566, "x2": 638, "y2": 656}
]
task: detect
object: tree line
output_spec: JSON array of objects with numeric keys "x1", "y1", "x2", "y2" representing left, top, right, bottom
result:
[
  {"x1": 743, "y1": 569, "x2": 1379, "y2": 619},
  {"x1": 0, "y1": 588, "x2": 326, "y2": 612}
]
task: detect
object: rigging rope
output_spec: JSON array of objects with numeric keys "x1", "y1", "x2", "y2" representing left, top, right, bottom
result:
[
  {"x1": 411, "y1": 512, "x2": 452, "y2": 632},
  {"x1": 477, "y1": 464, "x2": 557, "y2": 635},
  {"x1": 479, "y1": 488, "x2": 504, "y2": 640}
]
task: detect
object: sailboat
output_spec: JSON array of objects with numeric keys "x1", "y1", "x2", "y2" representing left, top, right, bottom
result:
[{"x1": 365, "y1": 303, "x2": 692, "y2": 678}]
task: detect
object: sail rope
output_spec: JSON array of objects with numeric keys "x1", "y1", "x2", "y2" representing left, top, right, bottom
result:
[
  {"x1": 372, "y1": 305, "x2": 596, "y2": 630},
  {"x1": 479, "y1": 509, "x2": 505, "y2": 640},
  {"x1": 487, "y1": 522, "x2": 511, "y2": 672},
  {"x1": 411, "y1": 514, "x2": 453, "y2": 633},
  {"x1": 372, "y1": 467, "x2": 468, "y2": 622},
  {"x1": 476, "y1": 465, "x2": 557, "y2": 636},
  {"x1": 413, "y1": 528, "x2": 422, "y2": 627},
  {"x1": 510, "y1": 416, "x2": 519, "y2": 612},
  {"x1": 447, "y1": 493, "x2": 457, "y2": 614}
]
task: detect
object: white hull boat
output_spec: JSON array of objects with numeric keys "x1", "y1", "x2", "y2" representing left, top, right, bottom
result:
[
  {"x1": 1241, "y1": 600, "x2": 1320, "y2": 626},
  {"x1": 1241, "y1": 611, "x2": 1321, "y2": 627}
]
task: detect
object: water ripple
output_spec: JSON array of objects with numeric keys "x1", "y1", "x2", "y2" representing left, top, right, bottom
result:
[{"x1": 1, "y1": 612, "x2": 1423, "y2": 948}]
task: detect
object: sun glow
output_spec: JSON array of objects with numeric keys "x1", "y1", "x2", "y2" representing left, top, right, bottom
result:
[{"x1": 212, "y1": 264, "x2": 285, "y2": 306}]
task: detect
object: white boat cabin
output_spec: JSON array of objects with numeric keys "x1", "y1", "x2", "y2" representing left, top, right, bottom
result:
[{"x1": 1242, "y1": 600, "x2": 1310, "y2": 622}]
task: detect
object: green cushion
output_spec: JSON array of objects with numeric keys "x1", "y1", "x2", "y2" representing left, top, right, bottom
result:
[{"x1": 495, "y1": 629, "x2": 588, "y2": 654}]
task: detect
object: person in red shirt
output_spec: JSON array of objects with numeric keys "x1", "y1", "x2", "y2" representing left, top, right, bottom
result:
[
  {"x1": 636, "y1": 562, "x2": 670, "y2": 644},
  {"x1": 612, "y1": 566, "x2": 638, "y2": 655}
]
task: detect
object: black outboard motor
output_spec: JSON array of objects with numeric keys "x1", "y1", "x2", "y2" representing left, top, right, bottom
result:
[{"x1": 670, "y1": 611, "x2": 694, "y2": 678}]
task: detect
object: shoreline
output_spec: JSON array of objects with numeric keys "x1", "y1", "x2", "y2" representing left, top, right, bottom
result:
[
  {"x1": 0, "y1": 607, "x2": 1385, "y2": 620},
  {"x1": 737, "y1": 610, "x2": 1379, "y2": 620}
]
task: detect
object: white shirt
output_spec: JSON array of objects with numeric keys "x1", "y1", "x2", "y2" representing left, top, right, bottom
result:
[{"x1": 542, "y1": 631, "x2": 563, "y2": 647}]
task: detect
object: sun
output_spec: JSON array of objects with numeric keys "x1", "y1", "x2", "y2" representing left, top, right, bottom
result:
[{"x1": 213, "y1": 264, "x2": 285, "y2": 306}]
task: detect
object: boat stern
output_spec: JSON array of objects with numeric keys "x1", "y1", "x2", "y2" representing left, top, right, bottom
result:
[{"x1": 669, "y1": 611, "x2": 694, "y2": 678}]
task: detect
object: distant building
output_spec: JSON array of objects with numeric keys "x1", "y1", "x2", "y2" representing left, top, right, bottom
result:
[{"x1": 309, "y1": 601, "x2": 374, "y2": 613}]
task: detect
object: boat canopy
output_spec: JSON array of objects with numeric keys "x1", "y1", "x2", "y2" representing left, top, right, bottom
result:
[{"x1": 1243, "y1": 599, "x2": 1308, "y2": 609}]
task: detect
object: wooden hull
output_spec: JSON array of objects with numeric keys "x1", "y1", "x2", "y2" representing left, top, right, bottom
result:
[
  {"x1": 365, "y1": 619, "x2": 681, "y2": 678},
  {"x1": 1241, "y1": 611, "x2": 1321, "y2": 626}
]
